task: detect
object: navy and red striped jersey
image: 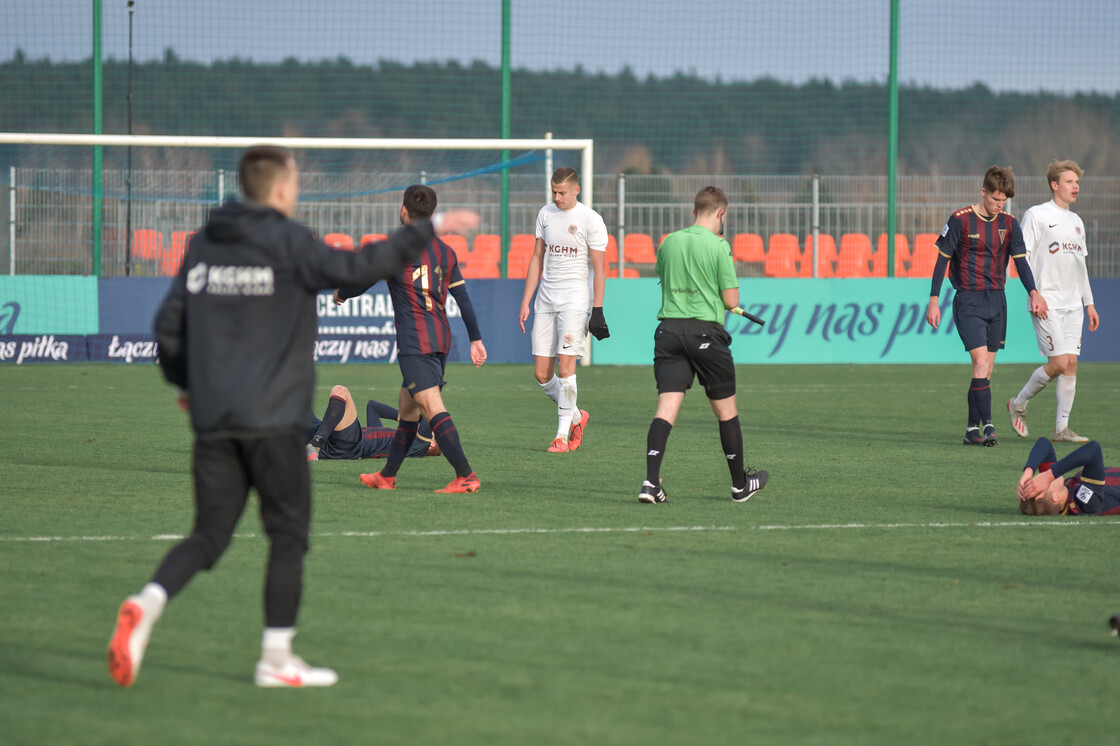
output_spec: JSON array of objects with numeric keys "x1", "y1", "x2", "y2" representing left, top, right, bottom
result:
[
  {"x1": 388, "y1": 237, "x2": 466, "y2": 356},
  {"x1": 1065, "y1": 468, "x2": 1120, "y2": 516},
  {"x1": 935, "y1": 206, "x2": 1027, "y2": 291}
]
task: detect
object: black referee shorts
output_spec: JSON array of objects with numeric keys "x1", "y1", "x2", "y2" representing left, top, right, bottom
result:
[{"x1": 653, "y1": 318, "x2": 737, "y2": 400}]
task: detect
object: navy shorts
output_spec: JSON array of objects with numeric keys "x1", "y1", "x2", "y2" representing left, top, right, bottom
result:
[
  {"x1": 399, "y1": 353, "x2": 447, "y2": 395},
  {"x1": 953, "y1": 289, "x2": 1006, "y2": 352},
  {"x1": 318, "y1": 420, "x2": 364, "y2": 460},
  {"x1": 653, "y1": 318, "x2": 737, "y2": 400}
]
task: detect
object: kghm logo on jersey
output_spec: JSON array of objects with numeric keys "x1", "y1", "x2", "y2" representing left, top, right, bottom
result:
[
  {"x1": 568, "y1": 224, "x2": 578, "y2": 234},
  {"x1": 1048, "y1": 241, "x2": 1060, "y2": 254}
]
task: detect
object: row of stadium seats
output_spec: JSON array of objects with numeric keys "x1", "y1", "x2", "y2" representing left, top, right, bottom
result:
[{"x1": 127, "y1": 229, "x2": 950, "y2": 279}]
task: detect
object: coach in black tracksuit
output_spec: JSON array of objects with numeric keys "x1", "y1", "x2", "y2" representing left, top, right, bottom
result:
[{"x1": 107, "y1": 145, "x2": 470, "y2": 689}]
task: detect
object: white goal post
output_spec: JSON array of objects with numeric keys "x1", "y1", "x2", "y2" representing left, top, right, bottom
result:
[{"x1": 0, "y1": 133, "x2": 596, "y2": 205}]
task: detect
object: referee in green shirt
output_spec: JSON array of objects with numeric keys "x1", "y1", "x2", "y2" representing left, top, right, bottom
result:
[{"x1": 639, "y1": 186, "x2": 769, "y2": 504}]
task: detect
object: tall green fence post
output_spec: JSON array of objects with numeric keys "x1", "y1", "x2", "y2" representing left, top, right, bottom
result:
[
  {"x1": 886, "y1": 0, "x2": 899, "y2": 277},
  {"x1": 500, "y1": 0, "x2": 512, "y2": 277},
  {"x1": 92, "y1": 0, "x2": 104, "y2": 276}
]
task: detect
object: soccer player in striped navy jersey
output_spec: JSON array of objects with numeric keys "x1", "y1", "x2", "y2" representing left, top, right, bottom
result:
[
  {"x1": 1017, "y1": 437, "x2": 1120, "y2": 516},
  {"x1": 337, "y1": 185, "x2": 487, "y2": 493},
  {"x1": 306, "y1": 384, "x2": 438, "y2": 461},
  {"x1": 925, "y1": 166, "x2": 1048, "y2": 447}
]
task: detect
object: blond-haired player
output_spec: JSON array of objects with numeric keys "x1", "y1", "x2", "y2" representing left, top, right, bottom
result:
[
  {"x1": 1008, "y1": 160, "x2": 1101, "y2": 443},
  {"x1": 518, "y1": 167, "x2": 609, "y2": 452}
]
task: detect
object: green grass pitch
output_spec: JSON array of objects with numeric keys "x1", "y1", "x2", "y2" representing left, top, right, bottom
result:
[{"x1": 2, "y1": 362, "x2": 1119, "y2": 745}]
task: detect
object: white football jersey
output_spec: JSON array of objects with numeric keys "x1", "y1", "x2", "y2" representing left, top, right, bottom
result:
[
  {"x1": 533, "y1": 201, "x2": 608, "y2": 313},
  {"x1": 1021, "y1": 199, "x2": 1094, "y2": 311}
]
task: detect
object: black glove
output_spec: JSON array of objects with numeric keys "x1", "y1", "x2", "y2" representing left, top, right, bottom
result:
[{"x1": 589, "y1": 307, "x2": 610, "y2": 340}]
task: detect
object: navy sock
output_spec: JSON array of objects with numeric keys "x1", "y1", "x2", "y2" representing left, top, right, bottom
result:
[
  {"x1": 718, "y1": 416, "x2": 746, "y2": 488},
  {"x1": 646, "y1": 418, "x2": 672, "y2": 484},
  {"x1": 431, "y1": 412, "x2": 472, "y2": 478},
  {"x1": 967, "y1": 378, "x2": 984, "y2": 428},
  {"x1": 381, "y1": 419, "x2": 419, "y2": 478},
  {"x1": 312, "y1": 396, "x2": 346, "y2": 448},
  {"x1": 971, "y1": 377, "x2": 991, "y2": 426}
]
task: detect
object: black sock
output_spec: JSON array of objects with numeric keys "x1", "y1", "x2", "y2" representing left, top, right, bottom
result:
[
  {"x1": 381, "y1": 419, "x2": 419, "y2": 478},
  {"x1": 430, "y1": 412, "x2": 472, "y2": 477},
  {"x1": 646, "y1": 418, "x2": 672, "y2": 484},
  {"x1": 967, "y1": 378, "x2": 984, "y2": 428},
  {"x1": 718, "y1": 416, "x2": 746, "y2": 488},
  {"x1": 311, "y1": 395, "x2": 346, "y2": 448},
  {"x1": 975, "y1": 377, "x2": 992, "y2": 424}
]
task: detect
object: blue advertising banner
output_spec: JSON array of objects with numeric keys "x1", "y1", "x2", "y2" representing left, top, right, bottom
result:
[
  {"x1": 0, "y1": 335, "x2": 89, "y2": 363},
  {"x1": 88, "y1": 334, "x2": 160, "y2": 363}
]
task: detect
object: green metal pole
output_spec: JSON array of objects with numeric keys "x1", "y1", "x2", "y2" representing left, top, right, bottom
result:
[
  {"x1": 92, "y1": 0, "x2": 104, "y2": 276},
  {"x1": 499, "y1": 0, "x2": 511, "y2": 277},
  {"x1": 886, "y1": 0, "x2": 899, "y2": 277}
]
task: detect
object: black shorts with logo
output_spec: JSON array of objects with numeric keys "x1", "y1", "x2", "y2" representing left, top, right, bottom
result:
[
  {"x1": 952, "y1": 289, "x2": 1006, "y2": 352},
  {"x1": 653, "y1": 318, "x2": 737, "y2": 400},
  {"x1": 399, "y1": 352, "x2": 447, "y2": 395}
]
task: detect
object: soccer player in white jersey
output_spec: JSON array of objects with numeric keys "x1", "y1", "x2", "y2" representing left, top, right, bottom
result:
[
  {"x1": 518, "y1": 167, "x2": 610, "y2": 452},
  {"x1": 1008, "y1": 160, "x2": 1101, "y2": 443}
]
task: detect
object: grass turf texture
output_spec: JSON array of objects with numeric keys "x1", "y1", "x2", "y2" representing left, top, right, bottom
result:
[{"x1": 2, "y1": 362, "x2": 1119, "y2": 745}]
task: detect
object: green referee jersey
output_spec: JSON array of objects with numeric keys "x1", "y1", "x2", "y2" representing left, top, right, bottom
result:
[{"x1": 656, "y1": 225, "x2": 738, "y2": 323}]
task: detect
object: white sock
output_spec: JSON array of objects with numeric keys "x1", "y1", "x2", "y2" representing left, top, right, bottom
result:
[
  {"x1": 138, "y1": 582, "x2": 168, "y2": 621},
  {"x1": 262, "y1": 627, "x2": 296, "y2": 666},
  {"x1": 539, "y1": 375, "x2": 561, "y2": 404},
  {"x1": 556, "y1": 375, "x2": 578, "y2": 438},
  {"x1": 1016, "y1": 366, "x2": 1052, "y2": 406},
  {"x1": 1055, "y1": 374, "x2": 1076, "y2": 431}
]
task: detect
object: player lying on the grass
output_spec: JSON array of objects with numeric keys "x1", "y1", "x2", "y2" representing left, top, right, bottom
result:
[
  {"x1": 1017, "y1": 437, "x2": 1120, "y2": 515},
  {"x1": 306, "y1": 384, "x2": 439, "y2": 461}
]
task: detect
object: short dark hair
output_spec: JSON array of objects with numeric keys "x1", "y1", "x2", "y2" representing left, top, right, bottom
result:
[
  {"x1": 982, "y1": 165, "x2": 1015, "y2": 199},
  {"x1": 551, "y1": 167, "x2": 579, "y2": 186},
  {"x1": 238, "y1": 145, "x2": 294, "y2": 202},
  {"x1": 402, "y1": 184, "x2": 438, "y2": 220},
  {"x1": 694, "y1": 185, "x2": 728, "y2": 215}
]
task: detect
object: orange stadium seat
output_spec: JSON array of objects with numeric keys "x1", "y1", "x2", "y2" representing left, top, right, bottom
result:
[
  {"x1": 623, "y1": 233, "x2": 657, "y2": 265},
  {"x1": 873, "y1": 234, "x2": 910, "y2": 277},
  {"x1": 359, "y1": 233, "x2": 387, "y2": 248},
  {"x1": 461, "y1": 234, "x2": 500, "y2": 278},
  {"x1": 732, "y1": 233, "x2": 765, "y2": 264},
  {"x1": 605, "y1": 236, "x2": 639, "y2": 278},
  {"x1": 836, "y1": 233, "x2": 874, "y2": 277},
  {"x1": 804, "y1": 234, "x2": 837, "y2": 277},
  {"x1": 161, "y1": 230, "x2": 195, "y2": 276},
  {"x1": 764, "y1": 234, "x2": 805, "y2": 277},
  {"x1": 132, "y1": 229, "x2": 163, "y2": 261},
  {"x1": 323, "y1": 233, "x2": 354, "y2": 251},
  {"x1": 508, "y1": 234, "x2": 536, "y2": 278},
  {"x1": 908, "y1": 233, "x2": 941, "y2": 277}
]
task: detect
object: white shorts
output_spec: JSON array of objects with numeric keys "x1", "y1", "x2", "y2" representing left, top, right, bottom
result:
[
  {"x1": 1032, "y1": 307, "x2": 1083, "y2": 357},
  {"x1": 531, "y1": 308, "x2": 590, "y2": 358}
]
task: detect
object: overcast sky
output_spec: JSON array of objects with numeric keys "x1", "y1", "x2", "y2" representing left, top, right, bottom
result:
[{"x1": 3, "y1": 0, "x2": 1118, "y2": 94}]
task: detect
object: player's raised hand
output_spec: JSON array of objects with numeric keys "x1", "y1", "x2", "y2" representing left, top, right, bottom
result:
[
  {"x1": 925, "y1": 298, "x2": 941, "y2": 330},
  {"x1": 434, "y1": 209, "x2": 480, "y2": 236},
  {"x1": 470, "y1": 340, "x2": 487, "y2": 368}
]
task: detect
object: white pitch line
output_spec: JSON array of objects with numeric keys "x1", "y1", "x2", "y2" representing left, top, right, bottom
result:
[{"x1": 4, "y1": 519, "x2": 1120, "y2": 544}]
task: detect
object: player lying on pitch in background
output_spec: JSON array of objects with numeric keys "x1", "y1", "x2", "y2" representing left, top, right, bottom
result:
[
  {"x1": 306, "y1": 384, "x2": 439, "y2": 461},
  {"x1": 1017, "y1": 437, "x2": 1120, "y2": 515},
  {"x1": 336, "y1": 184, "x2": 487, "y2": 494}
]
